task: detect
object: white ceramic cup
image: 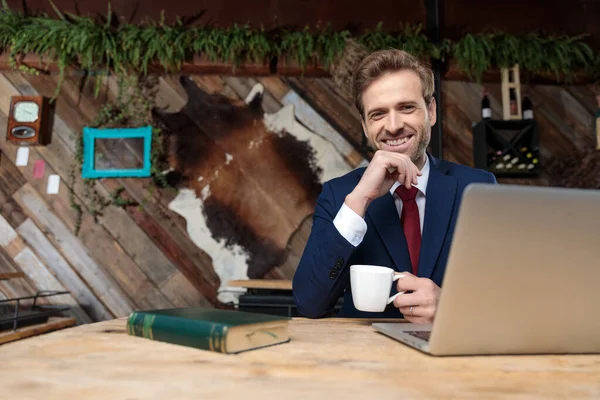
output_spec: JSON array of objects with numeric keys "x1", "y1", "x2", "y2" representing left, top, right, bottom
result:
[{"x1": 350, "y1": 265, "x2": 405, "y2": 312}]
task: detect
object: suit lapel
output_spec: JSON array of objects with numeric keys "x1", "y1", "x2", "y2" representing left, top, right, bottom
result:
[
  {"x1": 366, "y1": 194, "x2": 412, "y2": 273},
  {"x1": 418, "y1": 155, "x2": 458, "y2": 279}
]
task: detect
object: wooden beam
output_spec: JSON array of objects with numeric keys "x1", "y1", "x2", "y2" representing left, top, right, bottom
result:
[
  {"x1": 0, "y1": 0, "x2": 426, "y2": 32},
  {"x1": 3, "y1": 52, "x2": 594, "y2": 84}
]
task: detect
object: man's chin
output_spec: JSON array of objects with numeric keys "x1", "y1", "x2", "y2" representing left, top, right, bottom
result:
[{"x1": 376, "y1": 144, "x2": 415, "y2": 159}]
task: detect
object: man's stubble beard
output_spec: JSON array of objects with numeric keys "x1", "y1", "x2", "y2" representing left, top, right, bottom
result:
[{"x1": 413, "y1": 112, "x2": 431, "y2": 165}]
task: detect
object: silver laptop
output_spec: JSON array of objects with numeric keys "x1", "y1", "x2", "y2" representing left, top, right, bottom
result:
[{"x1": 373, "y1": 183, "x2": 600, "y2": 356}]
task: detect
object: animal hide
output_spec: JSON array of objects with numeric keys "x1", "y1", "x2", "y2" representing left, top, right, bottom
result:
[{"x1": 154, "y1": 76, "x2": 351, "y2": 303}]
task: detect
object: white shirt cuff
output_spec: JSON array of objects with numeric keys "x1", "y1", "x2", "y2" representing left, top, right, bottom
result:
[{"x1": 333, "y1": 202, "x2": 368, "y2": 247}]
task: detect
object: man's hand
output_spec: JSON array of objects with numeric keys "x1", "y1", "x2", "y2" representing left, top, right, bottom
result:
[
  {"x1": 392, "y1": 273, "x2": 441, "y2": 323},
  {"x1": 345, "y1": 150, "x2": 421, "y2": 217}
]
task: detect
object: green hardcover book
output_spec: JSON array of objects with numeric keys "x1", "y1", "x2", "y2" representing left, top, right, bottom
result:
[{"x1": 126, "y1": 307, "x2": 291, "y2": 354}]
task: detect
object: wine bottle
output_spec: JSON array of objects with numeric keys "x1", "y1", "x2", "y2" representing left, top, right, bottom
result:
[
  {"x1": 595, "y1": 105, "x2": 600, "y2": 150},
  {"x1": 510, "y1": 89, "x2": 518, "y2": 116},
  {"x1": 481, "y1": 88, "x2": 492, "y2": 120},
  {"x1": 522, "y1": 96, "x2": 533, "y2": 119}
]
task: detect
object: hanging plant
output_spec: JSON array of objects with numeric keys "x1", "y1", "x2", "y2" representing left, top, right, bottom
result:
[
  {"x1": 2, "y1": 0, "x2": 597, "y2": 85},
  {"x1": 121, "y1": 13, "x2": 193, "y2": 75},
  {"x1": 452, "y1": 33, "x2": 495, "y2": 81},
  {"x1": 358, "y1": 23, "x2": 439, "y2": 62},
  {"x1": 277, "y1": 26, "x2": 318, "y2": 67},
  {"x1": 452, "y1": 31, "x2": 595, "y2": 82}
]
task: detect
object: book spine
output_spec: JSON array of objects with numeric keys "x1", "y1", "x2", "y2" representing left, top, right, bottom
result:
[{"x1": 126, "y1": 312, "x2": 230, "y2": 353}]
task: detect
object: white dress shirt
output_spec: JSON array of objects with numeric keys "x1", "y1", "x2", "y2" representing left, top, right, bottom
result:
[{"x1": 333, "y1": 156, "x2": 431, "y2": 246}]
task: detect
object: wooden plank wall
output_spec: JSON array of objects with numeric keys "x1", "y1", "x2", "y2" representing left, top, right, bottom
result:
[
  {"x1": 0, "y1": 71, "x2": 361, "y2": 324},
  {"x1": 1, "y1": 70, "x2": 596, "y2": 326},
  {"x1": 440, "y1": 81, "x2": 598, "y2": 187},
  {"x1": 0, "y1": 72, "x2": 226, "y2": 324},
  {"x1": 287, "y1": 76, "x2": 598, "y2": 187}
]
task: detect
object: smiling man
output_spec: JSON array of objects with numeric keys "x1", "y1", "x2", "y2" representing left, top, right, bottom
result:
[{"x1": 292, "y1": 49, "x2": 497, "y2": 322}]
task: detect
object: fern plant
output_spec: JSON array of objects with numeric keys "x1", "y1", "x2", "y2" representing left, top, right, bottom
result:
[
  {"x1": 2, "y1": 0, "x2": 597, "y2": 83},
  {"x1": 358, "y1": 23, "x2": 440, "y2": 61},
  {"x1": 313, "y1": 24, "x2": 349, "y2": 68},
  {"x1": 536, "y1": 34, "x2": 593, "y2": 81},
  {"x1": 359, "y1": 22, "x2": 402, "y2": 51},
  {"x1": 452, "y1": 33, "x2": 495, "y2": 81},
  {"x1": 122, "y1": 13, "x2": 193, "y2": 74},
  {"x1": 277, "y1": 26, "x2": 317, "y2": 67},
  {"x1": 452, "y1": 31, "x2": 595, "y2": 82}
]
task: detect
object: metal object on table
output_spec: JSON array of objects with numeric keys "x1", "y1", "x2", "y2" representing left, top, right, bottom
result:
[{"x1": 0, "y1": 290, "x2": 71, "y2": 331}]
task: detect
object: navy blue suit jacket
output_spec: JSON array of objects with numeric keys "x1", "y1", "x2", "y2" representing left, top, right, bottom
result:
[{"x1": 292, "y1": 154, "x2": 497, "y2": 318}]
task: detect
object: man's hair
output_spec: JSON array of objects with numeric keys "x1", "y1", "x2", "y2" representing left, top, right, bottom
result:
[{"x1": 352, "y1": 49, "x2": 435, "y2": 119}]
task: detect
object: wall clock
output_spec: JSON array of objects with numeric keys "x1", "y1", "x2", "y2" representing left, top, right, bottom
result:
[{"x1": 6, "y1": 95, "x2": 52, "y2": 145}]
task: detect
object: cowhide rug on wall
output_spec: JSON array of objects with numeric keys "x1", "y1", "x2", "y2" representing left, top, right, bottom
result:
[{"x1": 153, "y1": 76, "x2": 352, "y2": 304}]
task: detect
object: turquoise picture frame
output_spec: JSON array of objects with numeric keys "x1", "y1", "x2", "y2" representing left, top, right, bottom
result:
[{"x1": 82, "y1": 126, "x2": 152, "y2": 178}]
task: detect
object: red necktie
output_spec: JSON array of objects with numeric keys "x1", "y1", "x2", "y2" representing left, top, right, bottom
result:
[{"x1": 395, "y1": 186, "x2": 421, "y2": 275}]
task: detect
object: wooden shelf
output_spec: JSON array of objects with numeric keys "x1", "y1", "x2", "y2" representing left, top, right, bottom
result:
[
  {"x1": 443, "y1": 59, "x2": 593, "y2": 85},
  {"x1": 0, "y1": 316, "x2": 75, "y2": 345},
  {"x1": 0, "y1": 272, "x2": 25, "y2": 281},
  {"x1": 0, "y1": 53, "x2": 330, "y2": 77},
  {"x1": 1, "y1": 52, "x2": 593, "y2": 84},
  {"x1": 228, "y1": 279, "x2": 292, "y2": 290},
  {"x1": 472, "y1": 119, "x2": 540, "y2": 178}
]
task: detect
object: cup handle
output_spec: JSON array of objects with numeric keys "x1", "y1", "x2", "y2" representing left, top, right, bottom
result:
[{"x1": 387, "y1": 274, "x2": 405, "y2": 305}]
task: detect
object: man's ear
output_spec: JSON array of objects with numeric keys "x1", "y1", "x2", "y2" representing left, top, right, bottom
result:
[{"x1": 428, "y1": 97, "x2": 437, "y2": 127}]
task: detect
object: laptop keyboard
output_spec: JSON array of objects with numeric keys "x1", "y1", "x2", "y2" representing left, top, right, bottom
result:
[{"x1": 405, "y1": 330, "x2": 431, "y2": 342}]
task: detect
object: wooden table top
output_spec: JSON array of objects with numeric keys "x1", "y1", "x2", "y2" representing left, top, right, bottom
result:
[
  {"x1": 227, "y1": 279, "x2": 292, "y2": 290},
  {"x1": 1, "y1": 317, "x2": 599, "y2": 399}
]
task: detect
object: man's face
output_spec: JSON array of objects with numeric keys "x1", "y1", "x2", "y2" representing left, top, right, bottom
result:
[{"x1": 360, "y1": 69, "x2": 436, "y2": 168}]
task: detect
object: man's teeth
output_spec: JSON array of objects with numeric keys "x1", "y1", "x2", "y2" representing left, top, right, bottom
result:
[{"x1": 385, "y1": 137, "x2": 411, "y2": 146}]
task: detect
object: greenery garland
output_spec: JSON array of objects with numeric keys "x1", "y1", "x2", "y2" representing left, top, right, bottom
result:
[
  {"x1": 0, "y1": 0, "x2": 598, "y2": 86},
  {"x1": 453, "y1": 32, "x2": 595, "y2": 81}
]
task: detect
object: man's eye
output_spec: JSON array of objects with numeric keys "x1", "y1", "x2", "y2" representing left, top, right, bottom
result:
[{"x1": 401, "y1": 105, "x2": 415, "y2": 111}]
